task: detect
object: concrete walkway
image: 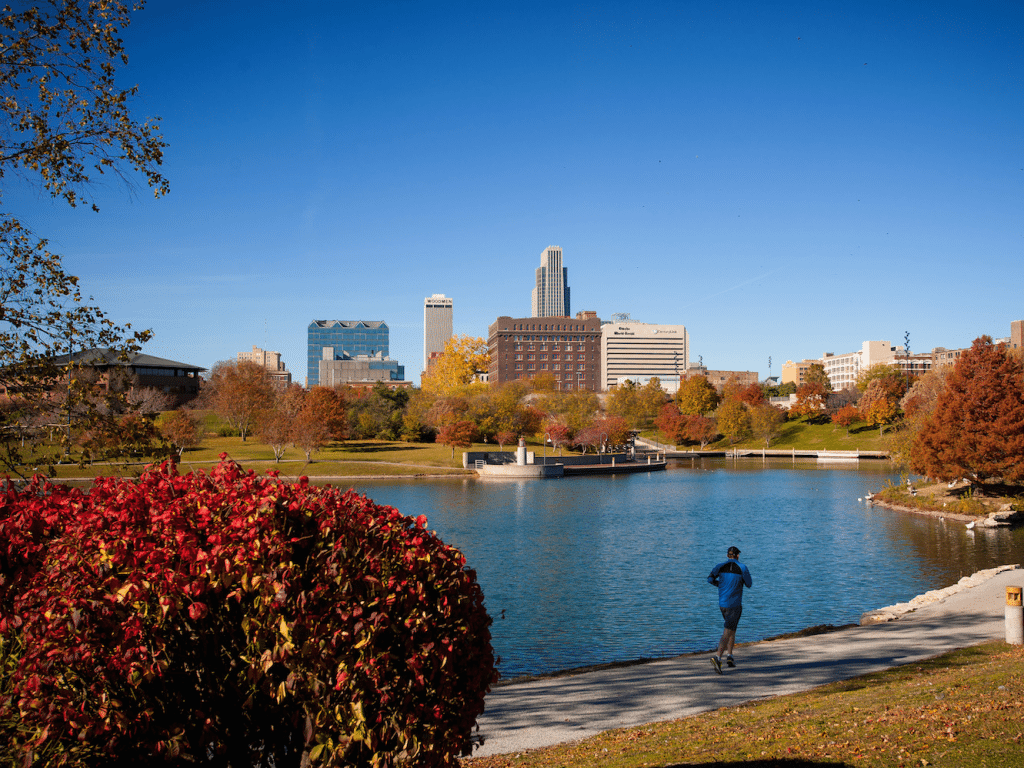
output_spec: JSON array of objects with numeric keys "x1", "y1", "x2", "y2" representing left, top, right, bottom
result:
[{"x1": 472, "y1": 567, "x2": 1023, "y2": 758}]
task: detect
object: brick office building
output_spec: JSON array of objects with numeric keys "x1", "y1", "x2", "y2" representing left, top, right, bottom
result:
[{"x1": 488, "y1": 313, "x2": 602, "y2": 391}]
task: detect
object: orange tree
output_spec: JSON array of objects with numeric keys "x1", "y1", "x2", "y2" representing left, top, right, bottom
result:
[
  {"x1": 0, "y1": 458, "x2": 496, "y2": 767},
  {"x1": 912, "y1": 336, "x2": 1024, "y2": 487},
  {"x1": 437, "y1": 420, "x2": 476, "y2": 460},
  {"x1": 206, "y1": 360, "x2": 275, "y2": 442}
]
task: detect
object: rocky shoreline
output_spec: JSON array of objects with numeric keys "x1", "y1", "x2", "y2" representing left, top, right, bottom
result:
[
  {"x1": 867, "y1": 495, "x2": 1023, "y2": 527},
  {"x1": 860, "y1": 563, "x2": 1022, "y2": 625}
]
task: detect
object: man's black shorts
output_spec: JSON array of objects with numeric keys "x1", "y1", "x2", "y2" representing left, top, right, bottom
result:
[{"x1": 720, "y1": 606, "x2": 743, "y2": 631}]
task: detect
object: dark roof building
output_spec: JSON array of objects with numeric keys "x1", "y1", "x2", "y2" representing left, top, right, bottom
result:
[{"x1": 51, "y1": 348, "x2": 205, "y2": 406}]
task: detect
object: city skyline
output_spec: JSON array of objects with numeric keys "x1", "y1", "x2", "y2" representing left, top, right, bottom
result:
[{"x1": 9, "y1": 2, "x2": 1022, "y2": 385}]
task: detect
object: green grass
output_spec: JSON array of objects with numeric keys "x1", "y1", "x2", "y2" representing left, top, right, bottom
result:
[
  {"x1": 32, "y1": 436, "x2": 577, "y2": 481},
  {"x1": 699, "y1": 417, "x2": 890, "y2": 453},
  {"x1": 463, "y1": 641, "x2": 1024, "y2": 768}
]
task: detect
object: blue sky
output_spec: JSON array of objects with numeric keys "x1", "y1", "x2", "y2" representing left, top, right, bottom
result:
[{"x1": 9, "y1": 1, "x2": 1023, "y2": 384}]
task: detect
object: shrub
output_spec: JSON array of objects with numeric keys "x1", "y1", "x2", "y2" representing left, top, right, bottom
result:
[{"x1": 0, "y1": 457, "x2": 496, "y2": 767}]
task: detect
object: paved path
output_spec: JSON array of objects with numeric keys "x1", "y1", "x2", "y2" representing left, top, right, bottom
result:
[{"x1": 472, "y1": 567, "x2": 1023, "y2": 757}]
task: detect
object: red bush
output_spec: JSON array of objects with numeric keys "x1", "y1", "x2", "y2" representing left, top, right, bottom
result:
[{"x1": 0, "y1": 457, "x2": 496, "y2": 767}]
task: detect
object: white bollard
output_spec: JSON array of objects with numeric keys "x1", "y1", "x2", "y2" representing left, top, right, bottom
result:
[{"x1": 1006, "y1": 586, "x2": 1023, "y2": 645}]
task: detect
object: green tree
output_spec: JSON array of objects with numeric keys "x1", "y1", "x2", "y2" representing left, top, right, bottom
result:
[
  {"x1": 675, "y1": 375, "x2": 720, "y2": 416},
  {"x1": 345, "y1": 383, "x2": 408, "y2": 440},
  {"x1": 912, "y1": 337, "x2": 1024, "y2": 487}
]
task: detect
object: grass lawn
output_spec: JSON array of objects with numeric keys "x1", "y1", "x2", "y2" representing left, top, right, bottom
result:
[
  {"x1": 699, "y1": 417, "x2": 891, "y2": 453},
  {"x1": 33, "y1": 436, "x2": 578, "y2": 481},
  {"x1": 463, "y1": 641, "x2": 1024, "y2": 768}
]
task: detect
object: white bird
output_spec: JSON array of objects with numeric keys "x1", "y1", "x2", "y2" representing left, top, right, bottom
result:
[{"x1": 966, "y1": 521, "x2": 976, "y2": 530}]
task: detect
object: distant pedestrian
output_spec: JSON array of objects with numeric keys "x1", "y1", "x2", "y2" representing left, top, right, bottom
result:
[{"x1": 707, "y1": 545, "x2": 752, "y2": 674}]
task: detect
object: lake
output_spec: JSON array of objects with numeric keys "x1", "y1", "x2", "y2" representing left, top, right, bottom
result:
[{"x1": 345, "y1": 458, "x2": 1024, "y2": 678}]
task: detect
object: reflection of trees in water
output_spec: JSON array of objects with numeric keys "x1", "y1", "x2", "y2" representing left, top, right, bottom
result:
[{"x1": 885, "y1": 512, "x2": 1024, "y2": 582}]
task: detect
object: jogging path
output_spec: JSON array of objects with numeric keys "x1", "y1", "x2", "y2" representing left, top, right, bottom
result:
[{"x1": 472, "y1": 566, "x2": 1022, "y2": 757}]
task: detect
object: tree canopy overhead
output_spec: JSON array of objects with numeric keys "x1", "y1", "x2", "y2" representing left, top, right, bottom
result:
[
  {"x1": 0, "y1": 0, "x2": 168, "y2": 210},
  {"x1": 0, "y1": 1, "x2": 166, "y2": 474}
]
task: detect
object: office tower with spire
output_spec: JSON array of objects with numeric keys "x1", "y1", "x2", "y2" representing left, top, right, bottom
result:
[
  {"x1": 531, "y1": 245, "x2": 570, "y2": 317},
  {"x1": 423, "y1": 293, "x2": 453, "y2": 372}
]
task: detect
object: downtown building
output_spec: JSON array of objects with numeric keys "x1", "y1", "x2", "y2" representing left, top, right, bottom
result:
[
  {"x1": 487, "y1": 312, "x2": 602, "y2": 391},
  {"x1": 600, "y1": 315, "x2": 690, "y2": 394},
  {"x1": 531, "y1": 245, "x2": 570, "y2": 317},
  {"x1": 423, "y1": 293, "x2": 453, "y2": 374},
  {"x1": 307, "y1": 320, "x2": 402, "y2": 387},
  {"x1": 238, "y1": 345, "x2": 292, "y2": 387}
]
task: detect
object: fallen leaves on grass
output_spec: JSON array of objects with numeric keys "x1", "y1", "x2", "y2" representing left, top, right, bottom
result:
[{"x1": 463, "y1": 643, "x2": 1024, "y2": 768}]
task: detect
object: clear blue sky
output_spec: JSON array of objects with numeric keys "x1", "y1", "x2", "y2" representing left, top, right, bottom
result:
[{"x1": 10, "y1": 1, "x2": 1023, "y2": 384}]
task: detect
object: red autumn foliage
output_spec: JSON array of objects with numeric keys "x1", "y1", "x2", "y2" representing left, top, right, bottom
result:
[
  {"x1": 912, "y1": 336, "x2": 1024, "y2": 487},
  {"x1": 0, "y1": 458, "x2": 496, "y2": 767}
]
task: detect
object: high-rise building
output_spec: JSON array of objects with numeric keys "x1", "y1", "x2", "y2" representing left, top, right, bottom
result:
[
  {"x1": 600, "y1": 315, "x2": 690, "y2": 393},
  {"x1": 487, "y1": 312, "x2": 602, "y2": 391},
  {"x1": 531, "y1": 245, "x2": 570, "y2": 317},
  {"x1": 423, "y1": 294, "x2": 453, "y2": 373},
  {"x1": 307, "y1": 320, "x2": 390, "y2": 387}
]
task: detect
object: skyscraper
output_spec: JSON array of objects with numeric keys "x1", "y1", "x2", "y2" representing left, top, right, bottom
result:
[
  {"x1": 531, "y1": 245, "x2": 570, "y2": 317},
  {"x1": 423, "y1": 293, "x2": 453, "y2": 372}
]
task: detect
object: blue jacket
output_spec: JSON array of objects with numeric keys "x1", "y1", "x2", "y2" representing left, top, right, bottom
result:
[{"x1": 708, "y1": 558, "x2": 752, "y2": 609}]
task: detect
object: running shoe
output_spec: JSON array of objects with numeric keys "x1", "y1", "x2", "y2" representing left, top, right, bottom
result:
[
  {"x1": 726, "y1": 656, "x2": 735, "y2": 668},
  {"x1": 711, "y1": 655, "x2": 722, "y2": 674}
]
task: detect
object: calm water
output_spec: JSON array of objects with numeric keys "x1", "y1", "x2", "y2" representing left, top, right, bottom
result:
[{"x1": 345, "y1": 459, "x2": 1024, "y2": 678}]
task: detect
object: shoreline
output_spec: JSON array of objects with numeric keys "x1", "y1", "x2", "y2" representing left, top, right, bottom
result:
[{"x1": 495, "y1": 563, "x2": 1022, "y2": 687}]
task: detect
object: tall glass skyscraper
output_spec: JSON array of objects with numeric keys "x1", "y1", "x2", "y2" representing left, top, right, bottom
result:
[
  {"x1": 423, "y1": 294, "x2": 453, "y2": 373},
  {"x1": 307, "y1": 320, "x2": 389, "y2": 387},
  {"x1": 531, "y1": 245, "x2": 570, "y2": 317}
]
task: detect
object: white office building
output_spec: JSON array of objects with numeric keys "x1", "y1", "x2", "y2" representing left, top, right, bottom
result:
[
  {"x1": 423, "y1": 294, "x2": 453, "y2": 372},
  {"x1": 601, "y1": 315, "x2": 690, "y2": 394},
  {"x1": 531, "y1": 245, "x2": 570, "y2": 317}
]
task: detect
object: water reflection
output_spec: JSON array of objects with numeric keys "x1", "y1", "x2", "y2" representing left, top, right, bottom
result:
[{"x1": 348, "y1": 459, "x2": 1024, "y2": 677}]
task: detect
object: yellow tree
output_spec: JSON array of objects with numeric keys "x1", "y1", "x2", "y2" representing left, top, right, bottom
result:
[
  {"x1": 675, "y1": 375, "x2": 720, "y2": 416},
  {"x1": 421, "y1": 336, "x2": 489, "y2": 397},
  {"x1": 716, "y1": 400, "x2": 751, "y2": 444}
]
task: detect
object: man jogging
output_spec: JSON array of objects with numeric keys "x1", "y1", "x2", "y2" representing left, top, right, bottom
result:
[{"x1": 707, "y1": 546, "x2": 752, "y2": 674}]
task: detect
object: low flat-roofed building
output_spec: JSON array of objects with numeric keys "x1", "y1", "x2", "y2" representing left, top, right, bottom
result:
[
  {"x1": 49, "y1": 348, "x2": 205, "y2": 406},
  {"x1": 318, "y1": 348, "x2": 405, "y2": 388}
]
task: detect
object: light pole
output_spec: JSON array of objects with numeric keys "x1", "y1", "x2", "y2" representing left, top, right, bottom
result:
[{"x1": 904, "y1": 331, "x2": 910, "y2": 389}]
